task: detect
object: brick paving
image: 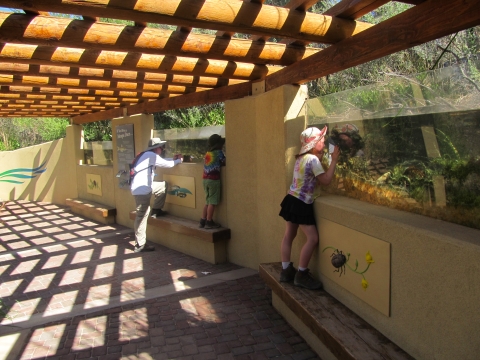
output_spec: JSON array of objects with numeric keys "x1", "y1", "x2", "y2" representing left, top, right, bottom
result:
[{"x1": 0, "y1": 201, "x2": 320, "y2": 360}]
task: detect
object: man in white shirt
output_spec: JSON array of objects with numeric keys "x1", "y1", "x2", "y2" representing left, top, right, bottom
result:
[{"x1": 130, "y1": 138, "x2": 183, "y2": 252}]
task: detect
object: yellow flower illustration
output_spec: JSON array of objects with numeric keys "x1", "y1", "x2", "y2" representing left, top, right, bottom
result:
[
  {"x1": 365, "y1": 251, "x2": 375, "y2": 263},
  {"x1": 361, "y1": 278, "x2": 368, "y2": 291}
]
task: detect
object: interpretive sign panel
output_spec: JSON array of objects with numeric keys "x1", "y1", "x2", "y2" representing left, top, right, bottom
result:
[{"x1": 116, "y1": 124, "x2": 135, "y2": 189}]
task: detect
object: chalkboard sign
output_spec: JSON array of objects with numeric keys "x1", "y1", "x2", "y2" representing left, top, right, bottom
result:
[{"x1": 116, "y1": 124, "x2": 135, "y2": 189}]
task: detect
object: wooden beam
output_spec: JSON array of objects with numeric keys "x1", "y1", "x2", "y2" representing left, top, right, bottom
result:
[
  {"x1": 0, "y1": 103, "x2": 115, "y2": 112},
  {"x1": 0, "y1": 43, "x2": 279, "y2": 81},
  {"x1": 266, "y1": 0, "x2": 480, "y2": 89},
  {"x1": 0, "y1": 91, "x2": 141, "y2": 106},
  {"x1": 0, "y1": 112, "x2": 77, "y2": 117},
  {"x1": 72, "y1": 81, "x2": 252, "y2": 124},
  {"x1": 324, "y1": 0, "x2": 390, "y2": 20},
  {"x1": 263, "y1": 1, "x2": 319, "y2": 46},
  {"x1": 0, "y1": 74, "x2": 212, "y2": 96},
  {"x1": 0, "y1": 13, "x2": 319, "y2": 66},
  {"x1": 0, "y1": 0, "x2": 372, "y2": 44},
  {"x1": 2, "y1": 87, "x2": 165, "y2": 102},
  {"x1": 0, "y1": 63, "x2": 243, "y2": 88}
]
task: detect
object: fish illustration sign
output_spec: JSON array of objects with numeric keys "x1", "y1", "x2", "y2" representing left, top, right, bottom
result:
[
  {"x1": 168, "y1": 185, "x2": 193, "y2": 198},
  {"x1": 164, "y1": 175, "x2": 195, "y2": 208}
]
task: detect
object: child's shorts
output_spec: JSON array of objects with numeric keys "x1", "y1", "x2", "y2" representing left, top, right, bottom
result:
[
  {"x1": 279, "y1": 194, "x2": 316, "y2": 225},
  {"x1": 203, "y1": 179, "x2": 221, "y2": 205}
]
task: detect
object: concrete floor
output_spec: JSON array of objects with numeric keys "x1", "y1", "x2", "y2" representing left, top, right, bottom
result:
[{"x1": 0, "y1": 201, "x2": 319, "y2": 360}]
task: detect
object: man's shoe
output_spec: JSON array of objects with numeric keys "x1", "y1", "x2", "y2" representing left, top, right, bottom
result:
[
  {"x1": 280, "y1": 262, "x2": 297, "y2": 282},
  {"x1": 134, "y1": 244, "x2": 155, "y2": 253},
  {"x1": 150, "y1": 209, "x2": 167, "y2": 218},
  {"x1": 205, "y1": 220, "x2": 221, "y2": 229},
  {"x1": 199, "y1": 218, "x2": 206, "y2": 228},
  {"x1": 294, "y1": 269, "x2": 322, "y2": 290}
]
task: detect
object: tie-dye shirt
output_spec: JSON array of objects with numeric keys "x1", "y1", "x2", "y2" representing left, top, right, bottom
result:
[
  {"x1": 288, "y1": 154, "x2": 325, "y2": 204},
  {"x1": 203, "y1": 150, "x2": 226, "y2": 180}
]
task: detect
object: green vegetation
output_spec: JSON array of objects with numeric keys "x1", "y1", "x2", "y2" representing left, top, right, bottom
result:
[
  {"x1": 0, "y1": 117, "x2": 69, "y2": 151},
  {"x1": 82, "y1": 120, "x2": 112, "y2": 142},
  {"x1": 154, "y1": 103, "x2": 225, "y2": 130}
]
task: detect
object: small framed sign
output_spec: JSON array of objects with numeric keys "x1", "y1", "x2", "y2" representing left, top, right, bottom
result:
[{"x1": 86, "y1": 174, "x2": 102, "y2": 196}]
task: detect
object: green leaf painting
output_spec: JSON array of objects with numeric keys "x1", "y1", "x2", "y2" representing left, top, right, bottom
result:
[{"x1": 0, "y1": 161, "x2": 47, "y2": 184}]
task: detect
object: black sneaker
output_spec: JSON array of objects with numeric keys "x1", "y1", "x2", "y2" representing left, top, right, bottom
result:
[
  {"x1": 280, "y1": 262, "x2": 297, "y2": 282},
  {"x1": 205, "y1": 220, "x2": 221, "y2": 229},
  {"x1": 150, "y1": 209, "x2": 167, "y2": 218},
  {"x1": 294, "y1": 269, "x2": 322, "y2": 290},
  {"x1": 199, "y1": 218, "x2": 206, "y2": 228},
  {"x1": 134, "y1": 244, "x2": 155, "y2": 253}
]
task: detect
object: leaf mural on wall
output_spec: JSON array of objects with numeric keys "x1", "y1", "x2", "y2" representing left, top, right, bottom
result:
[{"x1": 0, "y1": 161, "x2": 47, "y2": 184}]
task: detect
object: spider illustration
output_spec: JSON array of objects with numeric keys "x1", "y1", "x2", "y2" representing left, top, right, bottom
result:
[{"x1": 330, "y1": 249, "x2": 347, "y2": 276}]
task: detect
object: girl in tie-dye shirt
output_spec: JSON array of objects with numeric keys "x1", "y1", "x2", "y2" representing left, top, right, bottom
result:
[{"x1": 278, "y1": 126, "x2": 340, "y2": 290}]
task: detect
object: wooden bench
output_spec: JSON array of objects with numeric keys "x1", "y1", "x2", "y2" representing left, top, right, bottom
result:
[
  {"x1": 129, "y1": 211, "x2": 231, "y2": 264},
  {"x1": 66, "y1": 198, "x2": 116, "y2": 225},
  {"x1": 259, "y1": 263, "x2": 413, "y2": 360}
]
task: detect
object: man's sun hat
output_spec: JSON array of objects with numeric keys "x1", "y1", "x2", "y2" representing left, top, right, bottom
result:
[
  {"x1": 146, "y1": 137, "x2": 167, "y2": 150},
  {"x1": 298, "y1": 126, "x2": 327, "y2": 155}
]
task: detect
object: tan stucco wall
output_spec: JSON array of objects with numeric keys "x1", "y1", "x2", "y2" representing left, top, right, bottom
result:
[
  {"x1": 314, "y1": 196, "x2": 480, "y2": 360},
  {"x1": 0, "y1": 125, "x2": 80, "y2": 203},
  {"x1": 111, "y1": 113, "x2": 154, "y2": 227},
  {"x1": 75, "y1": 165, "x2": 115, "y2": 207},
  {"x1": 225, "y1": 85, "x2": 307, "y2": 269}
]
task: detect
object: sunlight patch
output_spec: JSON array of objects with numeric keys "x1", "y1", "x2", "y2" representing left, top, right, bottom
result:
[
  {"x1": 71, "y1": 248, "x2": 94, "y2": 264},
  {"x1": 2, "y1": 297, "x2": 41, "y2": 324},
  {"x1": 122, "y1": 257, "x2": 143, "y2": 274},
  {"x1": 93, "y1": 261, "x2": 115, "y2": 280},
  {"x1": 11, "y1": 258, "x2": 39, "y2": 275},
  {"x1": 120, "y1": 277, "x2": 145, "y2": 302},
  {"x1": 100, "y1": 244, "x2": 118, "y2": 259},
  {"x1": 119, "y1": 307, "x2": 149, "y2": 341},
  {"x1": 72, "y1": 315, "x2": 107, "y2": 351},
  {"x1": 85, "y1": 284, "x2": 112, "y2": 309},
  {"x1": 59, "y1": 267, "x2": 87, "y2": 286},
  {"x1": 43, "y1": 290, "x2": 79, "y2": 317},
  {"x1": 41, "y1": 254, "x2": 68, "y2": 270}
]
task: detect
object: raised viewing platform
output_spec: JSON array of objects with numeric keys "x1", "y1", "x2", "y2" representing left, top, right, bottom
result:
[
  {"x1": 129, "y1": 211, "x2": 231, "y2": 264},
  {"x1": 259, "y1": 262, "x2": 413, "y2": 360}
]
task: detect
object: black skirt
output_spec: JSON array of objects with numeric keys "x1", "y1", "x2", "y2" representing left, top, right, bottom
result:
[{"x1": 279, "y1": 194, "x2": 316, "y2": 225}]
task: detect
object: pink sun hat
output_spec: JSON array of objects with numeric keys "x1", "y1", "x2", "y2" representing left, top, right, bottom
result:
[{"x1": 298, "y1": 126, "x2": 327, "y2": 155}]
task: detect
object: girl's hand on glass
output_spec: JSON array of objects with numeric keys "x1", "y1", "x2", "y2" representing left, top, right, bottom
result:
[{"x1": 331, "y1": 146, "x2": 340, "y2": 162}]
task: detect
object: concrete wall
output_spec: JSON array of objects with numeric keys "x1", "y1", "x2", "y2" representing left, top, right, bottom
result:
[
  {"x1": 1, "y1": 84, "x2": 479, "y2": 359},
  {"x1": 0, "y1": 125, "x2": 81, "y2": 204},
  {"x1": 75, "y1": 165, "x2": 115, "y2": 207},
  {"x1": 314, "y1": 196, "x2": 480, "y2": 360},
  {"x1": 112, "y1": 113, "x2": 154, "y2": 228},
  {"x1": 225, "y1": 84, "x2": 307, "y2": 269}
]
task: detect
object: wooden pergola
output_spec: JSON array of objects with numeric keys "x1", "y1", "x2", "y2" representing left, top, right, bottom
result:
[{"x1": 0, "y1": 0, "x2": 478, "y2": 124}]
